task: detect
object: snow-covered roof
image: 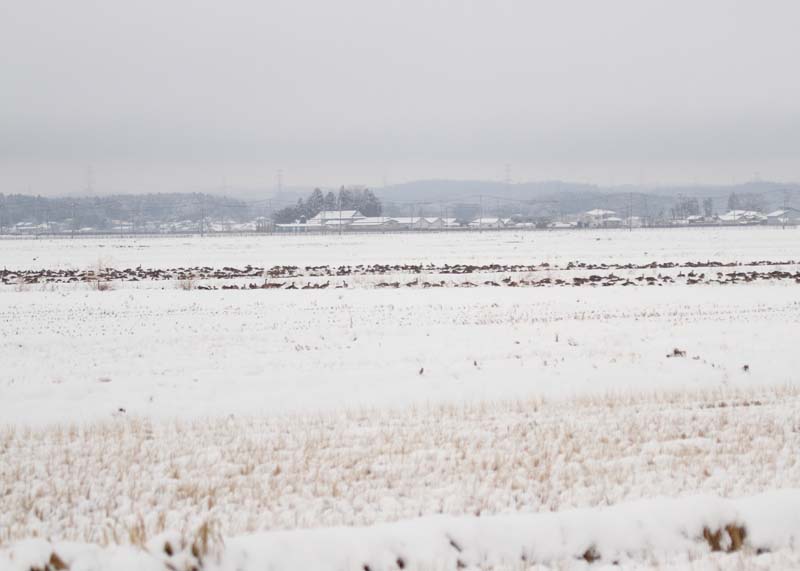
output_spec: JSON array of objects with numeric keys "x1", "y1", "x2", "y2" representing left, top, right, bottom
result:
[
  {"x1": 350, "y1": 217, "x2": 397, "y2": 226},
  {"x1": 584, "y1": 209, "x2": 616, "y2": 216},
  {"x1": 276, "y1": 222, "x2": 319, "y2": 229},
  {"x1": 389, "y1": 217, "x2": 424, "y2": 224},
  {"x1": 718, "y1": 210, "x2": 765, "y2": 222},
  {"x1": 309, "y1": 210, "x2": 363, "y2": 221},
  {"x1": 322, "y1": 219, "x2": 353, "y2": 227},
  {"x1": 767, "y1": 208, "x2": 800, "y2": 217}
]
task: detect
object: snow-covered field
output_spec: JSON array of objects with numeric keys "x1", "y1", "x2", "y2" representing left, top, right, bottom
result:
[
  {"x1": 1, "y1": 228, "x2": 799, "y2": 569},
  {"x1": 2, "y1": 226, "x2": 798, "y2": 270},
  {"x1": 2, "y1": 285, "x2": 799, "y2": 425}
]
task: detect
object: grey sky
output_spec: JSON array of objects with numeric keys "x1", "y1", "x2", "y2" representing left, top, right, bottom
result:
[{"x1": 2, "y1": 0, "x2": 799, "y2": 194}]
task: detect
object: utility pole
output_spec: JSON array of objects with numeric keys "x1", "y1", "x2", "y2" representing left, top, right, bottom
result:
[
  {"x1": 783, "y1": 189, "x2": 789, "y2": 230},
  {"x1": 628, "y1": 192, "x2": 633, "y2": 232},
  {"x1": 86, "y1": 166, "x2": 94, "y2": 196},
  {"x1": 0, "y1": 196, "x2": 4, "y2": 235},
  {"x1": 200, "y1": 195, "x2": 205, "y2": 237},
  {"x1": 479, "y1": 195, "x2": 483, "y2": 233}
]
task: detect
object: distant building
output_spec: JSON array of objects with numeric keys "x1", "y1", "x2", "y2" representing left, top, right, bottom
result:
[
  {"x1": 580, "y1": 209, "x2": 618, "y2": 228},
  {"x1": 717, "y1": 211, "x2": 766, "y2": 225},
  {"x1": 766, "y1": 208, "x2": 800, "y2": 226},
  {"x1": 389, "y1": 217, "x2": 430, "y2": 230},
  {"x1": 468, "y1": 217, "x2": 506, "y2": 229},
  {"x1": 276, "y1": 210, "x2": 365, "y2": 232},
  {"x1": 349, "y1": 217, "x2": 401, "y2": 231},
  {"x1": 308, "y1": 210, "x2": 365, "y2": 226}
]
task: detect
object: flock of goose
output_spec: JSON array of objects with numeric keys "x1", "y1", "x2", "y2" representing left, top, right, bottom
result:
[{"x1": 4, "y1": 259, "x2": 798, "y2": 291}]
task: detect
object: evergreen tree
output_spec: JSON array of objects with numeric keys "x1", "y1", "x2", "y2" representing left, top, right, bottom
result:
[
  {"x1": 727, "y1": 192, "x2": 741, "y2": 212},
  {"x1": 307, "y1": 188, "x2": 324, "y2": 217},
  {"x1": 703, "y1": 198, "x2": 714, "y2": 217},
  {"x1": 337, "y1": 187, "x2": 353, "y2": 210},
  {"x1": 359, "y1": 188, "x2": 382, "y2": 216}
]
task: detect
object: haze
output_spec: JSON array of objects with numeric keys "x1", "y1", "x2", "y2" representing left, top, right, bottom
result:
[{"x1": 2, "y1": 0, "x2": 799, "y2": 194}]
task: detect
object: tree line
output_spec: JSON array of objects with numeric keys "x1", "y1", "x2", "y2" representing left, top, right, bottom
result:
[
  {"x1": 669, "y1": 192, "x2": 770, "y2": 220},
  {"x1": 272, "y1": 187, "x2": 382, "y2": 224},
  {"x1": 0, "y1": 193, "x2": 253, "y2": 230}
]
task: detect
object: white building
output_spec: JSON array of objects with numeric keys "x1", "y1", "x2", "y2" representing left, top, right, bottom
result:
[
  {"x1": 441, "y1": 218, "x2": 461, "y2": 228},
  {"x1": 388, "y1": 217, "x2": 429, "y2": 230},
  {"x1": 277, "y1": 210, "x2": 366, "y2": 232},
  {"x1": 766, "y1": 208, "x2": 800, "y2": 226},
  {"x1": 581, "y1": 209, "x2": 618, "y2": 228},
  {"x1": 717, "y1": 210, "x2": 766, "y2": 225},
  {"x1": 469, "y1": 217, "x2": 506, "y2": 229},
  {"x1": 308, "y1": 210, "x2": 364, "y2": 226},
  {"x1": 349, "y1": 217, "x2": 401, "y2": 231}
]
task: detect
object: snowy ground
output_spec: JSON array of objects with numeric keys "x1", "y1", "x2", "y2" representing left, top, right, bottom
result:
[
  {"x1": 2, "y1": 284, "x2": 799, "y2": 424},
  {"x1": 2, "y1": 226, "x2": 798, "y2": 270},
  {"x1": 1, "y1": 228, "x2": 799, "y2": 569}
]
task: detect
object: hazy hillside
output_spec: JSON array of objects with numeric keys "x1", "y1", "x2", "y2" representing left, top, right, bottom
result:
[{"x1": 374, "y1": 179, "x2": 800, "y2": 217}]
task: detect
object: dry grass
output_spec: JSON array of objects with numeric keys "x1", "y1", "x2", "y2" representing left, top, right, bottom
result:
[
  {"x1": 703, "y1": 525, "x2": 747, "y2": 553},
  {"x1": 176, "y1": 278, "x2": 196, "y2": 291},
  {"x1": 92, "y1": 280, "x2": 113, "y2": 291},
  {"x1": 2, "y1": 386, "x2": 799, "y2": 546}
]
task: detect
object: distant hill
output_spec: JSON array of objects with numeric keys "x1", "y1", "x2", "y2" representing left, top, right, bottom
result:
[{"x1": 373, "y1": 179, "x2": 800, "y2": 218}]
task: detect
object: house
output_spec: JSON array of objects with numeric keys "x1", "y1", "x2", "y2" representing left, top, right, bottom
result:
[
  {"x1": 625, "y1": 216, "x2": 644, "y2": 228},
  {"x1": 349, "y1": 217, "x2": 401, "y2": 231},
  {"x1": 275, "y1": 222, "x2": 317, "y2": 232},
  {"x1": 308, "y1": 210, "x2": 364, "y2": 227},
  {"x1": 766, "y1": 208, "x2": 800, "y2": 226},
  {"x1": 717, "y1": 210, "x2": 766, "y2": 225},
  {"x1": 423, "y1": 217, "x2": 444, "y2": 230},
  {"x1": 581, "y1": 209, "x2": 617, "y2": 228},
  {"x1": 388, "y1": 217, "x2": 429, "y2": 230},
  {"x1": 469, "y1": 217, "x2": 505, "y2": 229},
  {"x1": 255, "y1": 217, "x2": 273, "y2": 232},
  {"x1": 276, "y1": 210, "x2": 365, "y2": 232}
]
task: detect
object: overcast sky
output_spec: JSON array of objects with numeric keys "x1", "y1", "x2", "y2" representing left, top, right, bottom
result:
[{"x1": 2, "y1": 0, "x2": 800, "y2": 195}]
